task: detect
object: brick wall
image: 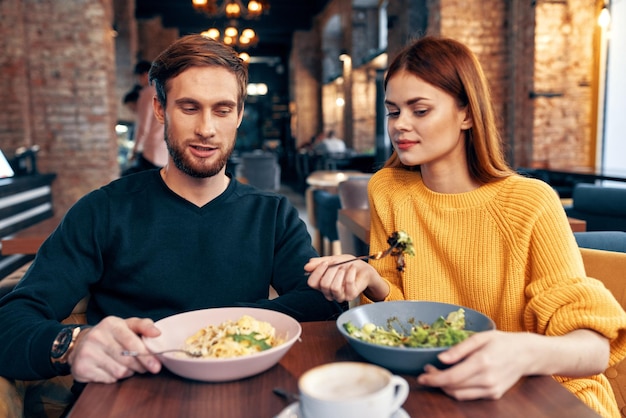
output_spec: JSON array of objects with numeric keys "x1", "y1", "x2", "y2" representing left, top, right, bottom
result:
[
  {"x1": 436, "y1": 0, "x2": 510, "y2": 159},
  {"x1": 290, "y1": 30, "x2": 322, "y2": 149},
  {"x1": 115, "y1": 0, "x2": 139, "y2": 123},
  {"x1": 532, "y1": 0, "x2": 595, "y2": 170},
  {"x1": 351, "y1": 66, "x2": 377, "y2": 153},
  {"x1": 0, "y1": 0, "x2": 31, "y2": 153},
  {"x1": 137, "y1": 16, "x2": 179, "y2": 62},
  {"x1": 0, "y1": 0, "x2": 119, "y2": 216}
]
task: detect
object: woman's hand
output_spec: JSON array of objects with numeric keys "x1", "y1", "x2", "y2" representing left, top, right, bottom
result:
[
  {"x1": 417, "y1": 329, "x2": 609, "y2": 400},
  {"x1": 69, "y1": 316, "x2": 162, "y2": 383},
  {"x1": 417, "y1": 330, "x2": 531, "y2": 400},
  {"x1": 305, "y1": 255, "x2": 389, "y2": 302}
]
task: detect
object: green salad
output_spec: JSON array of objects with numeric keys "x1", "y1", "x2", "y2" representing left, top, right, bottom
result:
[
  {"x1": 387, "y1": 230, "x2": 415, "y2": 272},
  {"x1": 343, "y1": 308, "x2": 474, "y2": 348}
]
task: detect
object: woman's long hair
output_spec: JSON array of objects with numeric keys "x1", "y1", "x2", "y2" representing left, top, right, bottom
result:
[{"x1": 383, "y1": 36, "x2": 513, "y2": 183}]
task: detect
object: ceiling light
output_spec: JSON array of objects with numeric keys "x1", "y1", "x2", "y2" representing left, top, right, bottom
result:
[
  {"x1": 201, "y1": 21, "x2": 258, "y2": 49},
  {"x1": 192, "y1": 0, "x2": 269, "y2": 20},
  {"x1": 598, "y1": 4, "x2": 611, "y2": 28}
]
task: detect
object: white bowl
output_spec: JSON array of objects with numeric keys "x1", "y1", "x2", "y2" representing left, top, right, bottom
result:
[
  {"x1": 143, "y1": 307, "x2": 302, "y2": 382},
  {"x1": 337, "y1": 301, "x2": 495, "y2": 374}
]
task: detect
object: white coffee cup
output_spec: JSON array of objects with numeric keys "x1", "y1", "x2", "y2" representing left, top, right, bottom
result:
[{"x1": 298, "y1": 362, "x2": 409, "y2": 418}]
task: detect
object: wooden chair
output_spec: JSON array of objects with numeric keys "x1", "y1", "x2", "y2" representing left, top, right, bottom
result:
[{"x1": 580, "y1": 248, "x2": 626, "y2": 417}]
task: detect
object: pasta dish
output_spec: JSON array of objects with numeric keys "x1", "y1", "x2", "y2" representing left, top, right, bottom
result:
[{"x1": 182, "y1": 315, "x2": 280, "y2": 358}]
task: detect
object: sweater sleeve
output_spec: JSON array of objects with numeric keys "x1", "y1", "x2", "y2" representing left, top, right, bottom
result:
[
  {"x1": 519, "y1": 182, "x2": 626, "y2": 367},
  {"x1": 0, "y1": 191, "x2": 106, "y2": 379}
]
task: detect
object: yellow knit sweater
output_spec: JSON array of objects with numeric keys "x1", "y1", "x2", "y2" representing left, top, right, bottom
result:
[{"x1": 366, "y1": 168, "x2": 626, "y2": 417}]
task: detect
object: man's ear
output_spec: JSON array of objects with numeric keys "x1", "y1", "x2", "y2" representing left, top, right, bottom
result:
[
  {"x1": 236, "y1": 105, "x2": 245, "y2": 128},
  {"x1": 153, "y1": 96, "x2": 165, "y2": 124}
]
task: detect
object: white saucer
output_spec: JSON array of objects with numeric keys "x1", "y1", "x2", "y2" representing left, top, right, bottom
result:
[{"x1": 274, "y1": 402, "x2": 410, "y2": 418}]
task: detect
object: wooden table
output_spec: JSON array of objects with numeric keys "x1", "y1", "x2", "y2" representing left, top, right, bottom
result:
[
  {"x1": 568, "y1": 216, "x2": 587, "y2": 232},
  {"x1": 1, "y1": 216, "x2": 60, "y2": 255},
  {"x1": 68, "y1": 321, "x2": 598, "y2": 418},
  {"x1": 339, "y1": 208, "x2": 587, "y2": 245}
]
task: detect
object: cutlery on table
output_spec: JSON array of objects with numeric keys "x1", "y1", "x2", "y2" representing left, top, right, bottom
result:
[
  {"x1": 120, "y1": 349, "x2": 202, "y2": 358},
  {"x1": 273, "y1": 387, "x2": 300, "y2": 403}
]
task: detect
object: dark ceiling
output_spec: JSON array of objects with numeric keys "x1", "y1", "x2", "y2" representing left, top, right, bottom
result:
[{"x1": 135, "y1": 0, "x2": 332, "y2": 59}]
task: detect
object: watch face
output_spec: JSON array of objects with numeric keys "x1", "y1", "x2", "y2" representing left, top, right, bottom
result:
[{"x1": 51, "y1": 327, "x2": 74, "y2": 360}]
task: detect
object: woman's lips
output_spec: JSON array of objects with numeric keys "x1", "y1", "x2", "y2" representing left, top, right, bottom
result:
[{"x1": 396, "y1": 140, "x2": 417, "y2": 151}]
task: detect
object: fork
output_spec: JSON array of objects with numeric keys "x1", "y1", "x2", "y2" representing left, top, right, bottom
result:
[
  {"x1": 306, "y1": 241, "x2": 399, "y2": 274},
  {"x1": 121, "y1": 349, "x2": 202, "y2": 358}
]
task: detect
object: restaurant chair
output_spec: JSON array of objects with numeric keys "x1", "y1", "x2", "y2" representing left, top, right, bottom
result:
[
  {"x1": 580, "y1": 247, "x2": 626, "y2": 417},
  {"x1": 313, "y1": 189, "x2": 341, "y2": 256},
  {"x1": 337, "y1": 176, "x2": 371, "y2": 256},
  {"x1": 238, "y1": 151, "x2": 280, "y2": 191},
  {"x1": 574, "y1": 231, "x2": 626, "y2": 253},
  {"x1": 564, "y1": 184, "x2": 626, "y2": 232}
]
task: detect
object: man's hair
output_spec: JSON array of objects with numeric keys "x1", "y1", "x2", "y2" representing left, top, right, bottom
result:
[
  {"x1": 149, "y1": 34, "x2": 248, "y2": 113},
  {"x1": 383, "y1": 36, "x2": 513, "y2": 183},
  {"x1": 134, "y1": 60, "x2": 152, "y2": 75}
]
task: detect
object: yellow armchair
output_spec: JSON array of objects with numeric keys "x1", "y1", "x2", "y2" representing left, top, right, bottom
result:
[{"x1": 580, "y1": 248, "x2": 626, "y2": 418}]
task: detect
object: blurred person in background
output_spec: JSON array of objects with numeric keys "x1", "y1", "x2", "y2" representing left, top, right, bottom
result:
[
  {"x1": 123, "y1": 60, "x2": 169, "y2": 176},
  {"x1": 314, "y1": 130, "x2": 346, "y2": 155}
]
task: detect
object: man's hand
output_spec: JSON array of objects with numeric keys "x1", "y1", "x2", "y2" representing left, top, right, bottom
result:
[
  {"x1": 305, "y1": 255, "x2": 389, "y2": 302},
  {"x1": 68, "y1": 316, "x2": 162, "y2": 383}
]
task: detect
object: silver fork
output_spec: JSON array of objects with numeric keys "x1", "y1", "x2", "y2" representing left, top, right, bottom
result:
[
  {"x1": 305, "y1": 241, "x2": 399, "y2": 275},
  {"x1": 121, "y1": 349, "x2": 202, "y2": 358}
]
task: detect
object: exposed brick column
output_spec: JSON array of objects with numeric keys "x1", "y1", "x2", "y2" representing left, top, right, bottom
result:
[{"x1": 0, "y1": 0, "x2": 119, "y2": 216}]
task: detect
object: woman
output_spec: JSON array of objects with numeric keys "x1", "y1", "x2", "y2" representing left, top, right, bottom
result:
[{"x1": 305, "y1": 36, "x2": 626, "y2": 417}]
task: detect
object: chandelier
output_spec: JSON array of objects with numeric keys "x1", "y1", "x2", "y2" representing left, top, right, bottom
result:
[
  {"x1": 191, "y1": 0, "x2": 269, "y2": 20},
  {"x1": 201, "y1": 21, "x2": 258, "y2": 49},
  {"x1": 193, "y1": 0, "x2": 267, "y2": 50}
]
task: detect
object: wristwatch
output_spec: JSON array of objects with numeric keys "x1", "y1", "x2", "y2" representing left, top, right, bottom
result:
[{"x1": 50, "y1": 325, "x2": 92, "y2": 374}]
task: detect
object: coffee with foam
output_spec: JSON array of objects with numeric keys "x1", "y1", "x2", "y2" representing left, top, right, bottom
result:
[{"x1": 298, "y1": 362, "x2": 409, "y2": 418}]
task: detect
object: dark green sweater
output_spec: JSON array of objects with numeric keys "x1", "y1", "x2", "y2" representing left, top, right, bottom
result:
[{"x1": 0, "y1": 170, "x2": 344, "y2": 379}]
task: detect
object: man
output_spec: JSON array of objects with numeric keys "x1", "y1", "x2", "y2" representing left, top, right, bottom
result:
[
  {"x1": 0, "y1": 35, "x2": 344, "y2": 413},
  {"x1": 123, "y1": 60, "x2": 169, "y2": 175}
]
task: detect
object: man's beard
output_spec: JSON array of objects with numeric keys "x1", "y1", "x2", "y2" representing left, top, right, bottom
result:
[{"x1": 164, "y1": 121, "x2": 235, "y2": 178}]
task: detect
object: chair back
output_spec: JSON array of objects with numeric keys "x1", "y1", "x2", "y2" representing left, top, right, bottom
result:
[
  {"x1": 240, "y1": 151, "x2": 280, "y2": 191},
  {"x1": 565, "y1": 184, "x2": 626, "y2": 232},
  {"x1": 580, "y1": 248, "x2": 626, "y2": 417},
  {"x1": 337, "y1": 177, "x2": 371, "y2": 256},
  {"x1": 338, "y1": 176, "x2": 370, "y2": 210},
  {"x1": 313, "y1": 189, "x2": 341, "y2": 255},
  {"x1": 574, "y1": 231, "x2": 626, "y2": 253}
]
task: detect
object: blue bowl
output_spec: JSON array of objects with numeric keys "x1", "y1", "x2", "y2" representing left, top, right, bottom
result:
[{"x1": 336, "y1": 301, "x2": 496, "y2": 375}]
